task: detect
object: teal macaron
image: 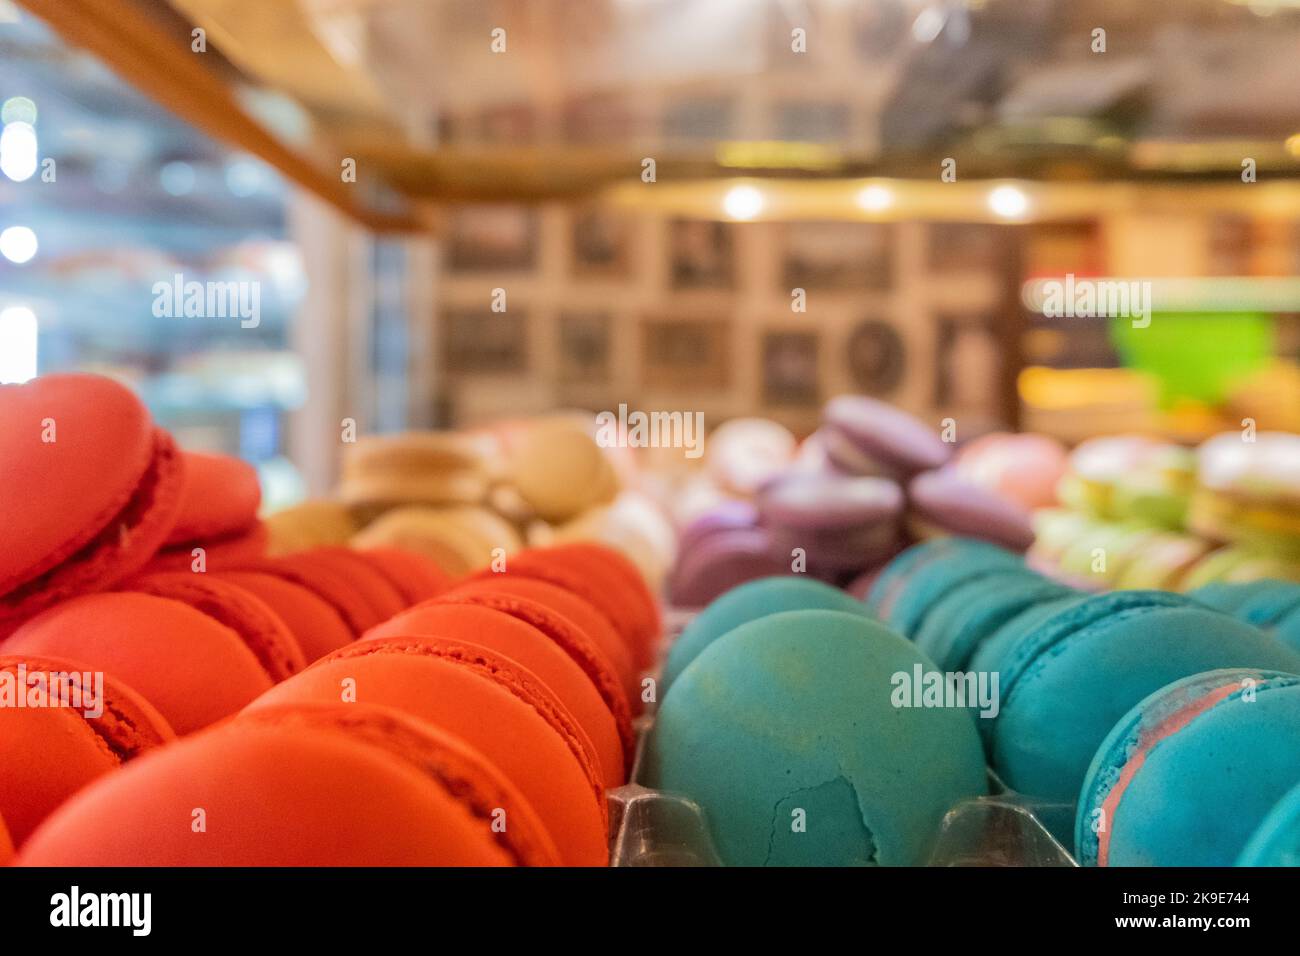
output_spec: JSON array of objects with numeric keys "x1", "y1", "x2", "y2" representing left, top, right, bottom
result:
[
  {"x1": 913, "y1": 570, "x2": 1072, "y2": 671},
  {"x1": 992, "y1": 591, "x2": 1300, "y2": 803},
  {"x1": 1192, "y1": 579, "x2": 1300, "y2": 655},
  {"x1": 1238, "y1": 779, "x2": 1300, "y2": 866},
  {"x1": 645, "y1": 609, "x2": 987, "y2": 866},
  {"x1": 867, "y1": 537, "x2": 1030, "y2": 637},
  {"x1": 661, "y1": 576, "x2": 868, "y2": 691},
  {"x1": 1077, "y1": 669, "x2": 1300, "y2": 866}
]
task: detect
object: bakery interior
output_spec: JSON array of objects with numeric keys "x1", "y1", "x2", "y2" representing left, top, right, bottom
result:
[{"x1": 2, "y1": 0, "x2": 1300, "y2": 869}]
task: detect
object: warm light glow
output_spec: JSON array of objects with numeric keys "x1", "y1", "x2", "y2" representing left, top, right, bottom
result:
[
  {"x1": 856, "y1": 184, "x2": 894, "y2": 213},
  {"x1": 987, "y1": 184, "x2": 1030, "y2": 219},
  {"x1": 722, "y1": 184, "x2": 764, "y2": 220},
  {"x1": 0, "y1": 121, "x2": 38, "y2": 181},
  {"x1": 0, "y1": 305, "x2": 37, "y2": 383},
  {"x1": 0, "y1": 225, "x2": 38, "y2": 263},
  {"x1": 1287, "y1": 133, "x2": 1300, "y2": 158},
  {"x1": 0, "y1": 96, "x2": 36, "y2": 125}
]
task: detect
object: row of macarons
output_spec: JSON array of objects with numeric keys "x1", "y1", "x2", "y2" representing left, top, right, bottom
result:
[
  {"x1": 669, "y1": 397, "x2": 1039, "y2": 608},
  {"x1": 644, "y1": 539, "x2": 1300, "y2": 866},
  {"x1": 1, "y1": 538, "x2": 658, "y2": 865}
]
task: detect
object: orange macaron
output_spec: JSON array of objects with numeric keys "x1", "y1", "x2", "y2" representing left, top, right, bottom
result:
[
  {"x1": 19, "y1": 702, "x2": 561, "y2": 866},
  {"x1": 367, "y1": 601, "x2": 627, "y2": 786},
  {"x1": 215, "y1": 570, "x2": 354, "y2": 663},
  {"x1": 247, "y1": 639, "x2": 608, "y2": 865},
  {"x1": 0, "y1": 654, "x2": 174, "y2": 846},
  {"x1": 0, "y1": 374, "x2": 185, "y2": 634}
]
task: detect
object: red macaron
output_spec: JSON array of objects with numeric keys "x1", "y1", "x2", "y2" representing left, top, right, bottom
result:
[
  {"x1": 248, "y1": 637, "x2": 608, "y2": 865},
  {"x1": 0, "y1": 654, "x2": 174, "y2": 846},
  {"x1": 215, "y1": 570, "x2": 354, "y2": 663},
  {"x1": 0, "y1": 374, "x2": 185, "y2": 634},
  {"x1": 367, "y1": 601, "x2": 627, "y2": 786},
  {"x1": 1, "y1": 591, "x2": 291, "y2": 734},
  {"x1": 19, "y1": 702, "x2": 562, "y2": 865}
]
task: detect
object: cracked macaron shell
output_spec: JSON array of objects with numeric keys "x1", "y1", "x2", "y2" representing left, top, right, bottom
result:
[
  {"x1": 19, "y1": 702, "x2": 561, "y2": 866},
  {"x1": 0, "y1": 653, "x2": 173, "y2": 845},
  {"x1": 1077, "y1": 669, "x2": 1300, "y2": 867},
  {"x1": 247, "y1": 637, "x2": 608, "y2": 866},
  {"x1": 646, "y1": 609, "x2": 986, "y2": 866},
  {"x1": 991, "y1": 591, "x2": 1300, "y2": 802}
]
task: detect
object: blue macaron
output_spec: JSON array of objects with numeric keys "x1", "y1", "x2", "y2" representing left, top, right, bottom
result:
[
  {"x1": 1238, "y1": 779, "x2": 1300, "y2": 867},
  {"x1": 1077, "y1": 669, "x2": 1300, "y2": 866},
  {"x1": 991, "y1": 591, "x2": 1300, "y2": 803},
  {"x1": 646, "y1": 609, "x2": 986, "y2": 866},
  {"x1": 867, "y1": 538, "x2": 1029, "y2": 637},
  {"x1": 661, "y1": 575, "x2": 869, "y2": 691}
]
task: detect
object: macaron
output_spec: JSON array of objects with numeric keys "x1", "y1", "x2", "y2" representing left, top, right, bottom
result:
[
  {"x1": 757, "y1": 474, "x2": 903, "y2": 572},
  {"x1": 1077, "y1": 669, "x2": 1300, "y2": 866},
  {"x1": 247, "y1": 641, "x2": 607, "y2": 865},
  {"x1": 354, "y1": 548, "x2": 452, "y2": 605},
  {"x1": 233, "y1": 555, "x2": 387, "y2": 636},
  {"x1": 479, "y1": 545, "x2": 659, "y2": 671},
  {"x1": 144, "y1": 522, "x2": 270, "y2": 573},
  {"x1": 906, "y1": 469, "x2": 1036, "y2": 552},
  {"x1": 0, "y1": 811, "x2": 11, "y2": 865},
  {"x1": 704, "y1": 417, "x2": 797, "y2": 496},
  {"x1": 125, "y1": 572, "x2": 306, "y2": 679},
  {"x1": 288, "y1": 547, "x2": 409, "y2": 623},
  {"x1": 264, "y1": 499, "x2": 357, "y2": 555},
  {"x1": 340, "y1": 431, "x2": 492, "y2": 507},
  {"x1": 366, "y1": 601, "x2": 626, "y2": 786},
  {"x1": 1238, "y1": 779, "x2": 1300, "y2": 866},
  {"x1": 1190, "y1": 431, "x2": 1300, "y2": 557},
  {"x1": 991, "y1": 591, "x2": 1300, "y2": 802},
  {"x1": 0, "y1": 373, "x2": 185, "y2": 633},
  {"x1": 911, "y1": 571, "x2": 1071, "y2": 672},
  {"x1": 547, "y1": 490, "x2": 678, "y2": 595},
  {"x1": 821, "y1": 395, "x2": 951, "y2": 478},
  {"x1": 663, "y1": 575, "x2": 870, "y2": 692},
  {"x1": 866, "y1": 538, "x2": 1030, "y2": 638},
  {"x1": 351, "y1": 505, "x2": 522, "y2": 577},
  {"x1": 509, "y1": 419, "x2": 618, "y2": 522},
  {"x1": 646, "y1": 609, "x2": 986, "y2": 865},
  {"x1": 163, "y1": 450, "x2": 261, "y2": 548},
  {"x1": 0, "y1": 654, "x2": 174, "y2": 846},
  {"x1": 444, "y1": 576, "x2": 638, "y2": 711},
  {"x1": 1, "y1": 591, "x2": 287, "y2": 734},
  {"x1": 667, "y1": 527, "x2": 788, "y2": 610},
  {"x1": 951, "y1": 431, "x2": 1068, "y2": 511},
  {"x1": 19, "y1": 702, "x2": 561, "y2": 865},
  {"x1": 214, "y1": 570, "x2": 354, "y2": 663}
]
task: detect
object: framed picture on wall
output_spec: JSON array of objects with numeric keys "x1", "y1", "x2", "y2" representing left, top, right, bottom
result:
[
  {"x1": 762, "y1": 330, "x2": 820, "y2": 407},
  {"x1": 933, "y1": 314, "x2": 1001, "y2": 411},
  {"x1": 440, "y1": 309, "x2": 529, "y2": 375},
  {"x1": 669, "y1": 220, "x2": 734, "y2": 290},
  {"x1": 558, "y1": 311, "x2": 612, "y2": 384},
  {"x1": 782, "y1": 222, "x2": 893, "y2": 291},
  {"x1": 927, "y1": 222, "x2": 1007, "y2": 273},
  {"x1": 446, "y1": 206, "x2": 538, "y2": 272},
  {"x1": 571, "y1": 209, "x2": 632, "y2": 280},
  {"x1": 845, "y1": 317, "x2": 907, "y2": 397},
  {"x1": 641, "y1": 315, "x2": 730, "y2": 388}
]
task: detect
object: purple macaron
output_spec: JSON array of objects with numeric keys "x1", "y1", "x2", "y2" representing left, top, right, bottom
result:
[
  {"x1": 907, "y1": 468, "x2": 1035, "y2": 552},
  {"x1": 757, "y1": 474, "x2": 903, "y2": 573},
  {"x1": 823, "y1": 396, "x2": 951, "y2": 478},
  {"x1": 667, "y1": 527, "x2": 789, "y2": 610}
]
